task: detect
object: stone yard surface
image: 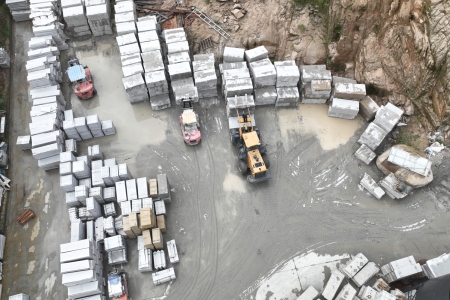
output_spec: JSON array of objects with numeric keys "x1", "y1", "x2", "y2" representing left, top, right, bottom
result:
[{"x1": 3, "y1": 22, "x2": 450, "y2": 300}]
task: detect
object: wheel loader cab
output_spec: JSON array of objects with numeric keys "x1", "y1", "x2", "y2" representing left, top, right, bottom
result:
[{"x1": 247, "y1": 149, "x2": 268, "y2": 177}]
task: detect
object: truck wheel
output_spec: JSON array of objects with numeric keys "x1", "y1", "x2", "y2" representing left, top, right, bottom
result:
[
  {"x1": 238, "y1": 160, "x2": 248, "y2": 175},
  {"x1": 262, "y1": 153, "x2": 270, "y2": 168}
]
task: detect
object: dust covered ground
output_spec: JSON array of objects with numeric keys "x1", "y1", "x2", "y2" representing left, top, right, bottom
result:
[{"x1": 2, "y1": 22, "x2": 450, "y2": 300}]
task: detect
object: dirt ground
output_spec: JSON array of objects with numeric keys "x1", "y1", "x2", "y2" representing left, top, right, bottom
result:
[
  {"x1": 2, "y1": 21, "x2": 450, "y2": 300},
  {"x1": 0, "y1": 4, "x2": 11, "y2": 111}
]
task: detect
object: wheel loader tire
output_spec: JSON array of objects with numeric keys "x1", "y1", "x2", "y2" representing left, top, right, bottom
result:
[
  {"x1": 238, "y1": 160, "x2": 248, "y2": 175},
  {"x1": 262, "y1": 153, "x2": 270, "y2": 169}
]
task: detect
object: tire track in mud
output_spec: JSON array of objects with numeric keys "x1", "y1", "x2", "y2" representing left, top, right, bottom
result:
[
  {"x1": 177, "y1": 147, "x2": 203, "y2": 300},
  {"x1": 196, "y1": 139, "x2": 220, "y2": 300}
]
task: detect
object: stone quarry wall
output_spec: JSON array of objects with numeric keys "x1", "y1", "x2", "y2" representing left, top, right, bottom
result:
[{"x1": 186, "y1": 0, "x2": 450, "y2": 128}]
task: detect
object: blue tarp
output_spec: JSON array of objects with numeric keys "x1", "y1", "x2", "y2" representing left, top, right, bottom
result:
[{"x1": 67, "y1": 65, "x2": 86, "y2": 82}]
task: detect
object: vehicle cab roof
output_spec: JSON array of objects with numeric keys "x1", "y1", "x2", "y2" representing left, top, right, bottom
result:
[{"x1": 67, "y1": 65, "x2": 86, "y2": 82}]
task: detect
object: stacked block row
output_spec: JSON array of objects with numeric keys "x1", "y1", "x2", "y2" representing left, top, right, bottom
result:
[
  {"x1": 85, "y1": 0, "x2": 113, "y2": 36},
  {"x1": 193, "y1": 53, "x2": 218, "y2": 99},
  {"x1": 164, "y1": 28, "x2": 196, "y2": 107},
  {"x1": 61, "y1": 0, "x2": 92, "y2": 38}
]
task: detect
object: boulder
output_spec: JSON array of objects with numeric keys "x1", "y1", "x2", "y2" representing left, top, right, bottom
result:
[{"x1": 376, "y1": 144, "x2": 433, "y2": 188}]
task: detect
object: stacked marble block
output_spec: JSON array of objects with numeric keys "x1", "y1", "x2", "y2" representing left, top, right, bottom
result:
[
  {"x1": 115, "y1": 4, "x2": 147, "y2": 104},
  {"x1": 6, "y1": 0, "x2": 30, "y2": 21},
  {"x1": 114, "y1": 0, "x2": 137, "y2": 36},
  {"x1": 24, "y1": 11, "x2": 69, "y2": 171},
  {"x1": 139, "y1": 18, "x2": 171, "y2": 110},
  {"x1": 163, "y1": 28, "x2": 197, "y2": 106},
  {"x1": 193, "y1": 53, "x2": 218, "y2": 99},
  {"x1": 273, "y1": 61, "x2": 300, "y2": 108},
  {"x1": 328, "y1": 77, "x2": 367, "y2": 120},
  {"x1": 29, "y1": 0, "x2": 69, "y2": 51},
  {"x1": 61, "y1": 0, "x2": 92, "y2": 38},
  {"x1": 220, "y1": 47, "x2": 253, "y2": 100},
  {"x1": 85, "y1": 0, "x2": 113, "y2": 36},
  {"x1": 299, "y1": 65, "x2": 332, "y2": 105},
  {"x1": 245, "y1": 46, "x2": 277, "y2": 106}
]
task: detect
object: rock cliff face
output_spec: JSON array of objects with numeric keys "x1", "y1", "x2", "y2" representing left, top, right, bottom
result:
[
  {"x1": 186, "y1": 0, "x2": 450, "y2": 128},
  {"x1": 328, "y1": 0, "x2": 450, "y2": 128}
]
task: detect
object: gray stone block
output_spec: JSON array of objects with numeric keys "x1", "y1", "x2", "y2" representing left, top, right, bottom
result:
[
  {"x1": 333, "y1": 83, "x2": 366, "y2": 100},
  {"x1": 223, "y1": 47, "x2": 245, "y2": 62},
  {"x1": 245, "y1": 46, "x2": 269, "y2": 63},
  {"x1": 275, "y1": 65, "x2": 300, "y2": 87},
  {"x1": 358, "y1": 122, "x2": 388, "y2": 151},
  {"x1": 254, "y1": 86, "x2": 277, "y2": 106},
  {"x1": 359, "y1": 96, "x2": 380, "y2": 122},
  {"x1": 355, "y1": 144, "x2": 377, "y2": 165},
  {"x1": 168, "y1": 62, "x2": 192, "y2": 81}
]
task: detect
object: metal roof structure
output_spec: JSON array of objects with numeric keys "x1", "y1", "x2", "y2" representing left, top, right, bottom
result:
[
  {"x1": 181, "y1": 110, "x2": 197, "y2": 124},
  {"x1": 388, "y1": 147, "x2": 432, "y2": 177},
  {"x1": 67, "y1": 65, "x2": 86, "y2": 82}
]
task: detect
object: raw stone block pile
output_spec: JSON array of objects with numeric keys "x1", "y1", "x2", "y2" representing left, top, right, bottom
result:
[
  {"x1": 193, "y1": 53, "x2": 218, "y2": 99},
  {"x1": 85, "y1": 0, "x2": 113, "y2": 36},
  {"x1": 20, "y1": 5, "x2": 70, "y2": 171},
  {"x1": 62, "y1": 3, "x2": 92, "y2": 38},
  {"x1": 299, "y1": 65, "x2": 331, "y2": 105},
  {"x1": 6, "y1": 0, "x2": 30, "y2": 21},
  {"x1": 164, "y1": 28, "x2": 197, "y2": 106},
  {"x1": 221, "y1": 47, "x2": 253, "y2": 100}
]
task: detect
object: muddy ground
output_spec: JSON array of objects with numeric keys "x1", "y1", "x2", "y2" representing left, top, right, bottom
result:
[{"x1": 2, "y1": 21, "x2": 450, "y2": 300}]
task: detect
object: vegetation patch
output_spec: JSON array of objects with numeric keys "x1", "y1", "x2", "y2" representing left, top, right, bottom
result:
[{"x1": 293, "y1": 0, "x2": 330, "y2": 13}]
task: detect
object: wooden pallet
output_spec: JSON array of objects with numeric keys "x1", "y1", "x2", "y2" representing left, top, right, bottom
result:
[{"x1": 17, "y1": 209, "x2": 35, "y2": 225}]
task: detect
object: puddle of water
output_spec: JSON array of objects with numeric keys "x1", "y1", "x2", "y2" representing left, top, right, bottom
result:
[
  {"x1": 223, "y1": 171, "x2": 247, "y2": 193},
  {"x1": 72, "y1": 42, "x2": 168, "y2": 153},
  {"x1": 278, "y1": 105, "x2": 364, "y2": 151}
]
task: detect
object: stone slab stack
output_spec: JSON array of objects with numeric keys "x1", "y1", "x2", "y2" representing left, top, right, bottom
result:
[
  {"x1": 26, "y1": 20, "x2": 66, "y2": 171},
  {"x1": 422, "y1": 253, "x2": 450, "y2": 279},
  {"x1": 6, "y1": 0, "x2": 31, "y2": 21},
  {"x1": 0, "y1": 49, "x2": 11, "y2": 69},
  {"x1": 245, "y1": 52, "x2": 277, "y2": 106},
  {"x1": 193, "y1": 53, "x2": 218, "y2": 99},
  {"x1": 60, "y1": 239, "x2": 106, "y2": 299},
  {"x1": 114, "y1": 0, "x2": 136, "y2": 35},
  {"x1": 85, "y1": 0, "x2": 113, "y2": 36},
  {"x1": 299, "y1": 65, "x2": 331, "y2": 104},
  {"x1": 62, "y1": 0, "x2": 92, "y2": 38},
  {"x1": 162, "y1": 28, "x2": 197, "y2": 107},
  {"x1": 381, "y1": 256, "x2": 422, "y2": 283},
  {"x1": 132, "y1": 16, "x2": 169, "y2": 110},
  {"x1": 115, "y1": 1, "x2": 149, "y2": 104},
  {"x1": 221, "y1": 47, "x2": 253, "y2": 100},
  {"x1": 269, "y1": 61, "x2": 299, "y2": 107}
]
